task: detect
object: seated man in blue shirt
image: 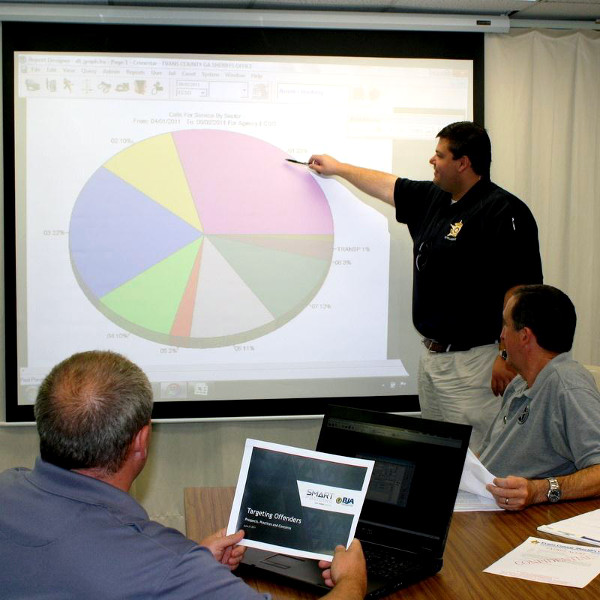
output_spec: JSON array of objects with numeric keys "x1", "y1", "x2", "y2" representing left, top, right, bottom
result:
[
  {"x1": 0, "y1": 350, "x2": 366, "y2": 599},
  {"x1": 480, "y1": 285, "x2": 600, "y2": 510}
]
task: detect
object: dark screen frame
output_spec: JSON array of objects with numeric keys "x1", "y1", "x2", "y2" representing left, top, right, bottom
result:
[{"x1": 2, "y1": 21, "x2": 484, "y2": 422}]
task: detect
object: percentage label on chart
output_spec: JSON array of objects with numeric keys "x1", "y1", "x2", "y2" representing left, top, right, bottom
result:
[
  {"x1": 310, "y1": 303, "x2": 332, "y2": 310},
  {"x1": 106, "y1": 332, "x2": 130, "y2": 339}
]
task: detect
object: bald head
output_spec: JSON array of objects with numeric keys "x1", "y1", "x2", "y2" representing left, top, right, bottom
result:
[{"x1": 35, "y1": 351, "x2": 153, "y2": 474}]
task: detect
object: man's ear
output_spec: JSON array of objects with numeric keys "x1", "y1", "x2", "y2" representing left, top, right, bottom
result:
[
  {"x1": 457, "y1": 154, "x2": 472, "y2": 173},
  {"x1": 520, "y1": 326, "x2": 535, "y2": 347},
  {"x1": 132, "y1": 422, "x2": 151, "y2": 460}
]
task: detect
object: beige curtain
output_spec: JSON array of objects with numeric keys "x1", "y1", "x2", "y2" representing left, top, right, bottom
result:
[{"x1": 485, "y1": 29, "x2": 600, "y2": 365}]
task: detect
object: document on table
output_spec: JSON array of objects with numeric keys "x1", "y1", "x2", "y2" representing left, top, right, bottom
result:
[
  {"x1": 227, "y1": 439, "x2": 374, "y2": 561},
  {"x1": 484, "y1": 536, "x2": 600, "y2": 587},
  {"x1": 454, "y1": 448, "x2": 501, "y2": 511},
  {"x1": 538, "y1": 509, "x2": 600, "y2": 546}
]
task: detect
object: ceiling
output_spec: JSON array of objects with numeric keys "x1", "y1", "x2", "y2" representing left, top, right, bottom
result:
[{"x1": 1, "y1": 0, "x2": 599, "y2": 23}]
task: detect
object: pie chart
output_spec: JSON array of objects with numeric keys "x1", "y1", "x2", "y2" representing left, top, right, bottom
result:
[{"x1": 69, "y1": 130, "x2": 334, "y2": 348}]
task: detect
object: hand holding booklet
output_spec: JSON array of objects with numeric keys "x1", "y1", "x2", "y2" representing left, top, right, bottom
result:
[{"x1": 226, "y1": 439, "x2": 374, "y2": 561}]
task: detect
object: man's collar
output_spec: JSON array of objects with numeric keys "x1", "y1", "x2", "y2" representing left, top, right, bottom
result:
[
  {"x1": 446, "y1": 178, "x2": 493, "y2": 210},
  {"x1": 28, "y1": 457, "x2": 148, "y2": 520},
  {"x1": 522, "y1": 352, "x2": 571, "y2": 398}
]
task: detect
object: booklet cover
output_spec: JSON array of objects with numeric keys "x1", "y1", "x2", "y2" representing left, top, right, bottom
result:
[{"x1": 227, "y1": 438, "x2": 374, "y2": 561}]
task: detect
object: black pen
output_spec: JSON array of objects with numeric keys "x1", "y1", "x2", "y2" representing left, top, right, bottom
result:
[{"x1": 285, "y1": 158, "x2": 310, "y2": 165}]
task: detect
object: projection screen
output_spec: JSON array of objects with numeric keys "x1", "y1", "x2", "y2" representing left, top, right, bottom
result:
[{"x1": 2, "y1": 22, "x2": 483, "y2": 420}]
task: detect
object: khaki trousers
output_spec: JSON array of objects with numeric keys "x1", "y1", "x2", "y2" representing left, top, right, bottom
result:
[{"x1": 418, "y1": 343, "x2": 502, "y2": 451}]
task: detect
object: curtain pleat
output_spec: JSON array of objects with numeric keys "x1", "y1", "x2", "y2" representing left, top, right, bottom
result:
[{"x1": 485, "y1": 29, "x2": 600, "y2": 364}]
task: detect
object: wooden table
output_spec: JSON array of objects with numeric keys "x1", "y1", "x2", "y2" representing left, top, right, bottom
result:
[{"x1": 184, "y1": 487, "x2": 600, "y2": 599}]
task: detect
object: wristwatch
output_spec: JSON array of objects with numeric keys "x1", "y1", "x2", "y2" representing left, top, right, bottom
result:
[{"x1": 547, "y1": 477, "x2": 561, "y2": 503}]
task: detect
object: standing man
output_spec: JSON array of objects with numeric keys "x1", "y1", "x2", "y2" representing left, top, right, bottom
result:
[
  {"x1": 309, "y1": 122, "x2": 542, "y2": 449},
  {"x1": 0, "y1": 350, "x2": 366, "y2": 599}
]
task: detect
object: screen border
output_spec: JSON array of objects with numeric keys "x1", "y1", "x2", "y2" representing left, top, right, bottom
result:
[{"x1": 2, "y1": 21, "x2": 484, "y2": 422}]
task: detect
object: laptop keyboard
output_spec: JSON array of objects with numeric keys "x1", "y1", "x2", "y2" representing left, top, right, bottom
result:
[{"x1": 364, "y1": 546, "x2": 419, "y2": 579}]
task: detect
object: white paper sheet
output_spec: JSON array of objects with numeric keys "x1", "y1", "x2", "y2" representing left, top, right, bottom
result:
[
  {"x1": 454, "y1": 490, "x2": 502, "y2": 512},
  {"x1": 454, "y1": 448, "x2": 500, "y2": 511},
  {"x1": 484, "y1": 536, "x2": 600, "y2": 588},
  {"x1": 459, "y1": 448, "x2": 496, "y2": 495},
  {"x1": 227, "y1": 439, "x2": 374, "y2": 561},
  {"x1": 538, "y1": 509, "x2": 600, "y2": 546}
]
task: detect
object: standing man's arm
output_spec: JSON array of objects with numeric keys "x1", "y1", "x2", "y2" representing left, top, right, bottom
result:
[
  {"x1": 486, "y1": 464, "x2": 600, "y2": 511},
  {"x1": 491, "y1": 353, "x2": 517, "y2": 396},
  {"x1": 490, "y1": 197, "x2": 543, "y2": 397},
  {"x1": 308, "y1": 154, "x2": 397, "y2": 207},
  {"x1": 491, "y1": 286, "x2": 521, "y2": 396}
]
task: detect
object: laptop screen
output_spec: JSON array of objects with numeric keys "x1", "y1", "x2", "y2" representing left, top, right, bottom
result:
[{"x1": 316, "y1": 405, "x2": 471, "y2": 557}]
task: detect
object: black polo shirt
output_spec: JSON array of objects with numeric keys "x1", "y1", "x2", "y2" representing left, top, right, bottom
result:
[{"x1": 395, "y1": 178, "x2": 543, "y2": 348}]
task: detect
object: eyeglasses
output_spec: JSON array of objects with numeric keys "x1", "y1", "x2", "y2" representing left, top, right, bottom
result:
[{"x1": 415, "y1": 241, "x2": 430, "y2": 272}]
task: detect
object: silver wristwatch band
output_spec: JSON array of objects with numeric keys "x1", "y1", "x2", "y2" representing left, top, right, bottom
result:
[{"x1": 546, "y1": 477, "x2": 561, "y2": 503}]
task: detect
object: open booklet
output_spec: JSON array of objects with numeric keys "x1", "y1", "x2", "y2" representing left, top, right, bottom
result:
[{"x1": 227, "y1": 439, "x2": 374, "y2": 561}]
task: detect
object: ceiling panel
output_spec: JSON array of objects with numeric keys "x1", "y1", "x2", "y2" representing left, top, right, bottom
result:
[
  {"x1": 510, "y1": 1, "x2": 600, "y2": 20},
  {"x1": 2, "y1": 0, "x2": 600, "y2": 22}
]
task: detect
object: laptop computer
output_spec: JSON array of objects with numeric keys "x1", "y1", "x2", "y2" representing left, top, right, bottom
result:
[{"x1": 239, "y1": 405, "x2": 471, "y2": 598}]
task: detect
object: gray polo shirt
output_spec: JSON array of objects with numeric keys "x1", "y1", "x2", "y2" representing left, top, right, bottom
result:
[
  {"x1": 0, "y1": 458, "x2": 269, "y2": 599},
  {"x1": 479, "y1": 353, "x2": 600, "y2": 479}
]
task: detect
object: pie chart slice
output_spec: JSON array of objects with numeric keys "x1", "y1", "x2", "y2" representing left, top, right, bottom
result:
[
  {"x1": 69, "y1": 130, "x2": 334, "y2": 348},
  {"x1": 101, "y1": 238, "x2": 203, "y2": 336},
  {"x1": 208, "y1": 235, "x2": 332, "y2": 319},
  {"x1": 104, "y1": 131, "x2": 203, "y2": 231},
  {"x1": 70, "y1": 167, "x2": 203, "y2": 298}
]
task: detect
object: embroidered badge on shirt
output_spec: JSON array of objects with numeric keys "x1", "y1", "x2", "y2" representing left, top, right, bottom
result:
[
  {"x1": 445, "y1": 220, "x2": 463, "y2": 241},
  {"x1": 517, "y1": 405, "x2": 530, "y2": 425}
]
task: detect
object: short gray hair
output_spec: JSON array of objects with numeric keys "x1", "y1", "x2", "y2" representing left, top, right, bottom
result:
[{"x1": 34, "y1": 351, "x2": 153, "y2": 474}]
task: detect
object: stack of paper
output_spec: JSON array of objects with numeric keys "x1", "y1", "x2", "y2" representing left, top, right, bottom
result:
[
  {"x1": 455, "y1": 448, "x2": 501, "y2": 512},
  {"x1": 538, "y1": 509, "x2": 600, "y2": 546}
]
